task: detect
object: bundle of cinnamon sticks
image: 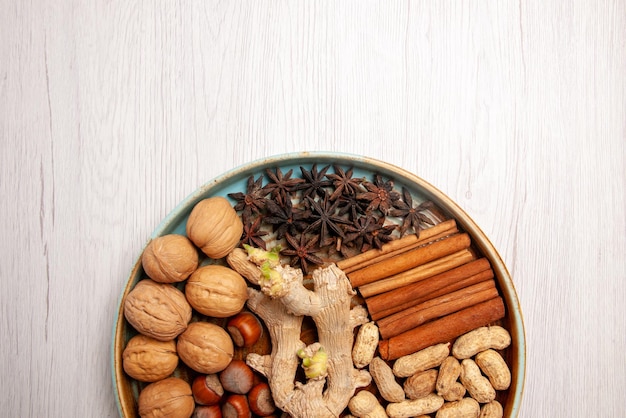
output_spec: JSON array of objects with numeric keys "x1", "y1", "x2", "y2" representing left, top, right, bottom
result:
[{"x1": 337, "y1": 218, "x2": 506, "y2": 361}]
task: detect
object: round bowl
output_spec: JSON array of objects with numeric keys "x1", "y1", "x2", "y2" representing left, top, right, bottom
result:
[{"x1": 112, "y1": 151, "x2": 525, "y2": 417}]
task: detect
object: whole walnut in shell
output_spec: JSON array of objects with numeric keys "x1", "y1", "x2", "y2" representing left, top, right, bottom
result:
[
  {"x1": 124, "y1": 279, "x2": 192, "y2": 341},
  {"x1": 138, "y1": 376, "x2": 194, "y2": 418},
  {"x1": 177, "y1": 321, "x2": 234, "y2": 374},
  {"x1": 141, "y1": 234, "x2": 199, "y2": 283},
  {"x1": 185, "y1": 265, "x2": 248, "y2": 317},
  {"x1": 186, "y1": 196, "x2": 243, "y2": 259},
  {"x1": 122, "y1": 334, "x2": 178, "y2": 382}
]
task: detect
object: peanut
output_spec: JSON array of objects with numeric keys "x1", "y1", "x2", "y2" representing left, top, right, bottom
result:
[
  {"x1": 459, "y1": 359, "x2": 496, "y2": 403},
  {"x1": 451, "y1": 326, "x2": 511, "y2": 359},
  {"x1": 403, "y1": 369, "x2": 438, "y2": 400},
  {"x1": 352, "y1": 322, "x2": 380, "y2": 368},
  {"x1": 479, "y1": 400, "x2": 504, "y2": 418},
  {"x1": 348, "y1": 390, "x2": 387, "y2": 418},
  {"x1": 436, "y1": 356, "x2": 462, "y2": 397},
  {"x1": 386, "y1": 393, "x2": 444, "y2": 417},
  {"x1": 435, "y1": 397, "x2": 480, "y2": 418},
  {"x1": 475, "y1": 349, "x2": 511, "y2": 390},
  {"x1": 369, "y1": 357, "x2": 405, "y2": 403},
  {"x1": 441, "y1": 382, "x2": 466, "y2": 402},
  {"x1": 393, "y1": 343, "x2": 450, "y2": 378}
]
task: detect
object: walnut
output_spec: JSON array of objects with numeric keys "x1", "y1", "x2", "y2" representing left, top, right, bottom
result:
[
  {"x1": 185, "y1": 265, "x2": 248, "y2": 317},
  {"x1": 122, "y1": 334, "x2": 178, "y2": 382},
  {"x1": 123, "y1": 279, "x2": 192, "y2": 341},
  {"x1": 137, "y1": 377, "x2": 194, "y2": 418},
  {"x1": 186, "y1": 196, "x2": 243, "y2": 259},
  {"x1": 141, "y1": 234, "x2": 199, "y2": 283},
  {"x1": 177, "y1": 322, "x2": 234, "y2": 374}
]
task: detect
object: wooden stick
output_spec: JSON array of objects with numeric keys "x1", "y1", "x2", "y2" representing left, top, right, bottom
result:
[
  {"x1": 337, "y1": 219, "x2": 458, "y2": 273},
  {"x1": 347, "y1": 233, "x2": 471, "y2": 288},
  {"x1": 358, "y1": 249, "x2": 476, "y2": 298},
  {"x1": 377, "y1": 280, "x2": 499, "y2": 339},
  {"x1": 378, "y1": 297, "x2": 506, "y2": 361},
  {"x1": 366, "y1": 258, "x2": 493, "y2": 320}
]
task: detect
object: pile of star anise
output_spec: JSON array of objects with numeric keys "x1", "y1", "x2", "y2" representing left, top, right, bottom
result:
[{"x1": 227, "y1": 164, "x2": 444, "y2": 274}]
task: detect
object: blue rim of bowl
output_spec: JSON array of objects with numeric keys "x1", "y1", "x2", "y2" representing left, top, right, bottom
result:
[{"x1": 111, "y1": 151, "x2": 526, "y2": 417}]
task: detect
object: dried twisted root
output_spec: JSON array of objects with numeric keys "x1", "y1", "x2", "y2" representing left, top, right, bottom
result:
[{"x1": 231, "y1": 248, "x2": 371, "y2": 418}]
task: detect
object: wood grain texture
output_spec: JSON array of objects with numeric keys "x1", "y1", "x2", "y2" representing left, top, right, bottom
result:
[{"x1": 1, "y1": 1, "x2": 624, "y2": 416}]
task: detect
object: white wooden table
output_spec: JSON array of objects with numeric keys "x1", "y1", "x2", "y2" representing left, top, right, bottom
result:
[{"x1": 2, "y1": 2, "x2": 624, "y2": 417}]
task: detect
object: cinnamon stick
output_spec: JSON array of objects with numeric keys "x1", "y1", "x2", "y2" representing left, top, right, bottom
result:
[
  {"x1": 378, "y1": 297, "x2": 506, "y2": 360},
  {"x1": 342, "y1": 229, "x2": 459, "y2": 274},
  {"x1": 425, "y1": 269, "x2": 496, "y2": 303},
  {"x1": 337, "y1": 219, "x2": 458, "y2": 273},
  {"x1": 358, "y1": 249, "x2": 476, "y2": 298},
  {"x1": 366, "y1": 258, "x2": 493, "y2": 320},
  {"x1": 348, "y1": 233, "x2": 471, "y2": 288},
  {"x1": 377, "y1": 280, "x2": 499, "y2": 339},
  {"x1": 370, "y1": 267, "x2": 495, "y2": 320}
]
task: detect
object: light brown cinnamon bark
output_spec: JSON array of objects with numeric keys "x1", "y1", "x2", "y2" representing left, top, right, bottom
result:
[
  {"x1": 337, "y1": 219, "x2": 458, "y2": 273},
  {"x1": 347, "y1": 232, "x2": 471, "y2": 288},
  {"x1": 376, "y1": 280, "x2": 499, "y2": 339},
  {"x1": 357, "y1": 249, "x2": 476, "y2": 298},
  {"x1": 365, "y1": 258, "x2": 493, "y2": 320},
  {"x1": 378, "y1": 297, "x2": 506, "y2": 361}
]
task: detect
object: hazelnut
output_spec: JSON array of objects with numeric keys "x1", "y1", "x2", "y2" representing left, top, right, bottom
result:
[
  {"x1": 221, "y1": 394, "x2": 251, "y2": 418},
  {"x1": 177, "y1": 322, "x2": 234, "y2": 374},
  {"x1": 124, "y1": 279, "x2": 192, "y2": 341},
  {"x1": 193, "y1": 405, "x2": 223, "y2": 418},
  {"x1": 227, "y1": 312, "x2": 263, "y2": 347},
  {"x1": 186, "y1": 196, "x2": 243, "y2": 259},
  {"x1": 248, "y1": 382, "x2": 276, "y2": 416},
  {"x1": 122, "y1": 334, "x2": 178, "y2": 382},
  {"x1": 192, "y1": 374, "x2": 224, "y2": 405},
  {"x1": 185, "y1": 265, "x2": 248, "y2": 318},
  {"x1": 141, "y1": 234, "x2": 199, "y2": 283},
  {"x1": 219, "y1": 360, "x2": 255, "y2": 394},
  {"x1": 138, "y1": 377, "x2": 194, "y2": 418}
]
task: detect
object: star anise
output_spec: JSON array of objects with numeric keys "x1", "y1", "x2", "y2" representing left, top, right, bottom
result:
[
  {"x1": 262, "y1": 167, "x2": 304, "y2": 207},
  {"x1": 417, "y1": 200, "x2": 448, "y2": 224},
  {"x1": 227, "y1": 175, "x2": 267, "y2": 218},
  {"x1": 357, "y1": 174, "x2": 401, "y2": 215},
  {"x1": 281, "y1": 233, "x2": 324, "y2": 275},
  {"x1": 341, "y1": 214, "x2": 377, "y2": 253},
  {"x1": 341, "y1": 214, "x2": 394, "y2": 252},
  {"x1": 388, "y1": 186, "x2": 434, "y2": 236},
  {"x1": 336, "y1": 193, "x2": 369, "y2": 221},
  {"x1": 362, "y1": 215, "x2": 396, "y2": 251},
  {"x1": 294, "y1": 164, "x2": 332, "y2": 200},
  {"x1": 263, "y1": 198, "x2": 311, "y2": 240},
  {"x1": 334, "y1": 239, "x2": 361, "y2": 259},
  {"x1": 304, "y1": 196, "x2": 351, "y2": 247},
  {"x1": 240, "y1": 214, "x2": 268, "y2": 250},
  {"x1": 326, "y1": 165, "x2": 364, "y2": 201}
]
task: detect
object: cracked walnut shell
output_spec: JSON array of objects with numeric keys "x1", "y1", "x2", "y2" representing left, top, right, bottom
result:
[{"x1": 124, "y1": 279, "x2": 192, "y2": 341}]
